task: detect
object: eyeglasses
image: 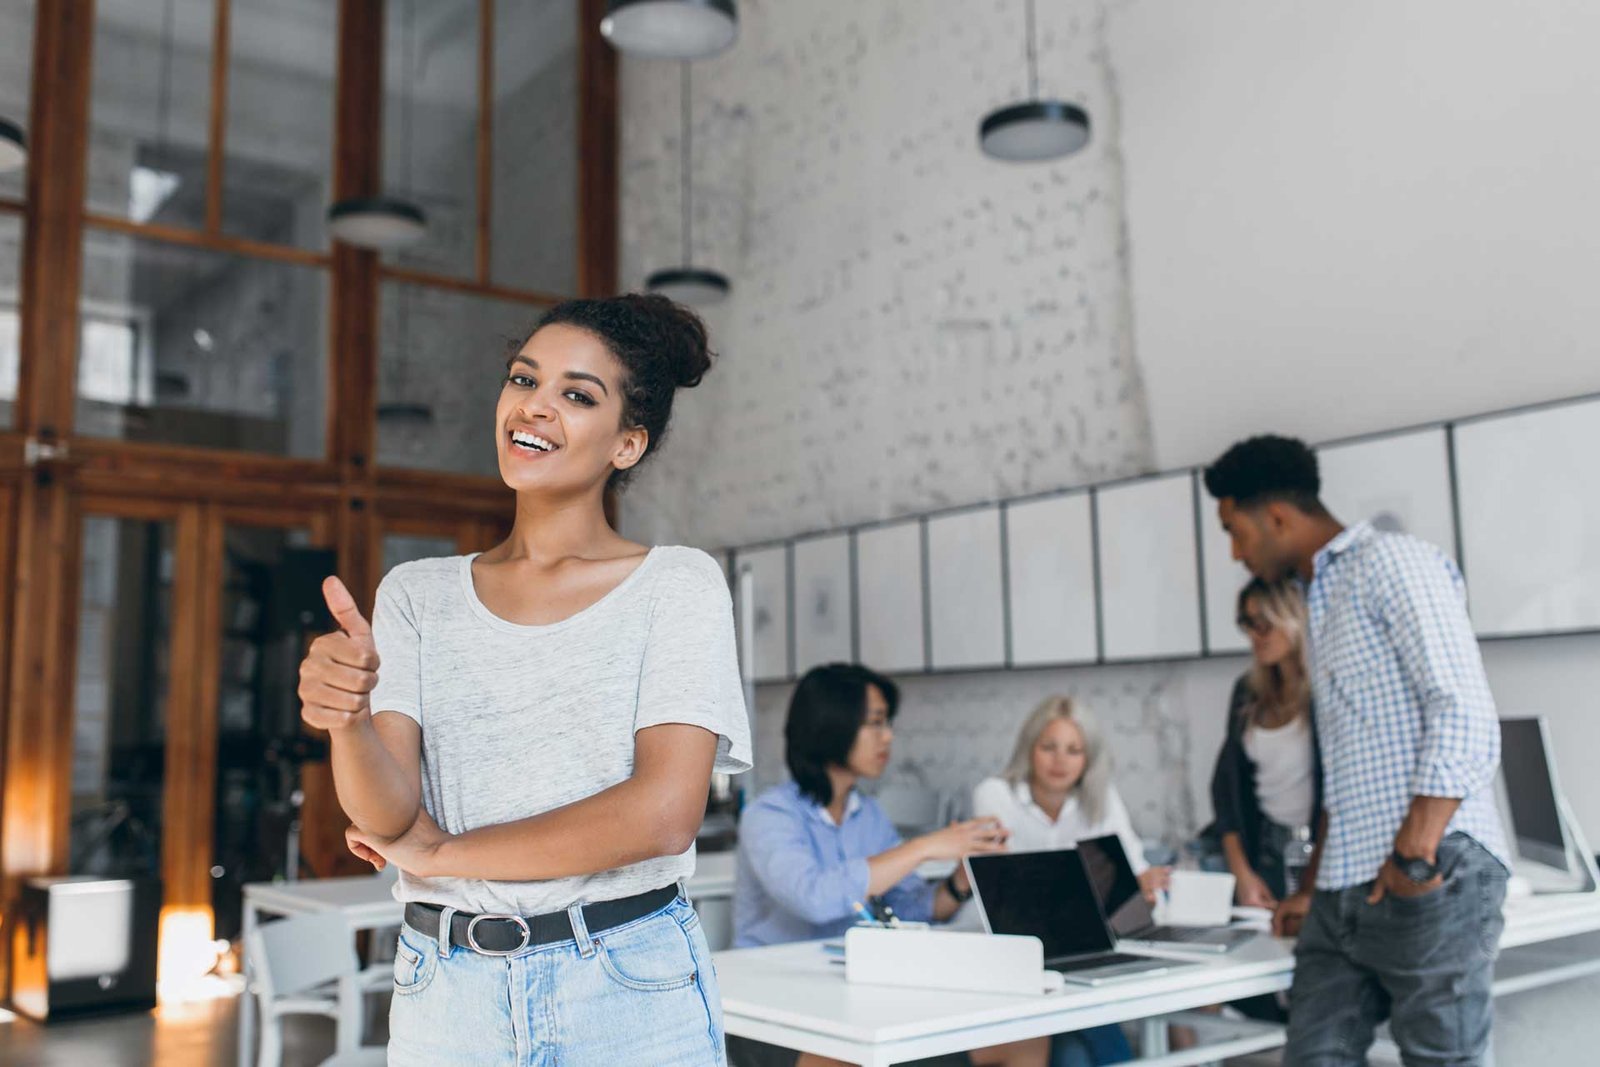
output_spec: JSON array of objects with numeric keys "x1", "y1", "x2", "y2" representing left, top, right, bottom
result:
[
  {"x1": 861, "y1": 717, "x2": 893, "y2": 733},
  {"x1": 1236, "y1": 613, "x2": 1274, "y2": 636}
]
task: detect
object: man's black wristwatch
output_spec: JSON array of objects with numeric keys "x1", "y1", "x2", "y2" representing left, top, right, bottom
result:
[
  {"x1": 943, "y1": 872, "x2": 973, "y2": 903},
  {"x1": 1390, "y1": 850, "x2": 1441, "y2": 884}
]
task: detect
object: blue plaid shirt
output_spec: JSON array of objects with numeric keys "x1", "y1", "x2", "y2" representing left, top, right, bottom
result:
[{"x1": 1305, "y1": 522, "x2": 1508, "y2": 890}]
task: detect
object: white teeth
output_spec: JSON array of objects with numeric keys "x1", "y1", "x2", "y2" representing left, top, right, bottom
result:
[{"x1": 511, "y1": 430, "x2": 557, "y2": 452}]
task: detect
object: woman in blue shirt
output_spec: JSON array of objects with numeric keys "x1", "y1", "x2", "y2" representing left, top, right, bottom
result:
[{"x1": 731, "y1": 663, "x2": 1047, "y2": 1067}]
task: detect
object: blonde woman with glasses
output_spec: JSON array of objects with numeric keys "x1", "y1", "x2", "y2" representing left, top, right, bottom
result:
[{"x1": 1208, "y1": 577, "x2": 1323, "y2": 911}]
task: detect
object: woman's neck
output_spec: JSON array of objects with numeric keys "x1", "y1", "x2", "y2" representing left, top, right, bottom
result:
[
  {"x1": 1029, "y1": 780, "x2": 1071, "y2": 822},
  {"x1": 488, "y1": 488, "x2": 628, "y2": 563},
  {"x1": 825, "y1": 767, "x2": 858, "y2": 823}
]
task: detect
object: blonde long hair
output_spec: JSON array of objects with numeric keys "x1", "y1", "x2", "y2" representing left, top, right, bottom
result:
[
  {"x1": 1000, "y1": 696, "x2": 1110, "y2": 825},
  {"x1": 1238, "y1": 577, "x2": 1311, "y2": 727}
]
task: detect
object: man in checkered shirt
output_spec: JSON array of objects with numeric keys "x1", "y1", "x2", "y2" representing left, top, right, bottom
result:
[{"x1": 1204, "y1": 435, "x2": 1508, "y2": 1066}]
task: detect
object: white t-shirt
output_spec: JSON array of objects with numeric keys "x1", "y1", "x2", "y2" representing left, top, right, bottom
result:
[
  {"x1": 971, "y1": 777, "x2": 1150, "y2": 875},
  {"x1": 1242, "y1": 716, "x2": 1315, "y2": 829},
  {"x1": 368, "y1": 546, "x2": 752, "y2": 915}
]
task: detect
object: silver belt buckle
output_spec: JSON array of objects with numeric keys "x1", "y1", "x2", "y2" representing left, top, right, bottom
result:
[{"x1": 465, "y1": 913, "x2": 531, "y2": 956}]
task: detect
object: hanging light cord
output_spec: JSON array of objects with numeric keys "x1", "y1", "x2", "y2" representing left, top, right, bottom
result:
[
  {"x1": 157, "y1": 0, "x2": 175, "y2": 158},
  {"x1": 1024, "y1": 0, "x2": 1039, "y2": 100},
  {"x1": 680, "y1": 62, "x2": 693, "y2": 268}
]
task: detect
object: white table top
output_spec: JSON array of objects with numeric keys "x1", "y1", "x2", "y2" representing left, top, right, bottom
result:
[
  {"x1": 714, "y1": 891, "x2": 1600, "y2": 1053},
  {"x1": 716, "y1": 934, "x2": 1294, "y2": 1047}
]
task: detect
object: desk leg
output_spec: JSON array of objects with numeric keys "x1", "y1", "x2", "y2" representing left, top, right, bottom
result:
[
  {"x1": 1141, "y1": 1016, "x2": 1170, "y2": 1058},
  {"x1": 239, "y1": 901, "x2": 258, "y2": 1067},
  {"x1": 337, "y1": 973, "x2": 361, "y2": 1052}
]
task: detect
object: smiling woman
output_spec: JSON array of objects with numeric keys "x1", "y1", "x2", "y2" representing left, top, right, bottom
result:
[{"x1": 297, "y1": 292, "x2": 751, "y2": 1066}]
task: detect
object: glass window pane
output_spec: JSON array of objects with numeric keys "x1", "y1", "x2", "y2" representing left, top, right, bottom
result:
[
  {"x1": 221, "y1": 0, "x2": 336, "y2": 248},
  {"x1": 382, "y1": 531, "x2": 460, "y2": 576},
  {"x1": 377, "y1": 280, "x2": 537, "y2": 477},
  {"x1": 382, "y1": 0, "x2": 479, "y2": 279},
  {"x1": 71, "y1": 515, "x2": 175, "y2": 881},
  {"x1": 0, "y1": 0, "x2": 35, "y2": 201},
  {"x1": 86, "y1": 0, "x2": 215, "y2": 229},
  {"x1": 77, "y1": 230, "x2": 328, "y2": 459},
  {"x1": 212, "y1": 525, "x2": 321, "y2": 940},
  {"x1": 491, "y1": 0, "x2": 578, "y2": 294},
  {"x1": 0, "y1": 213, "x2": 20, "y2": 428}
]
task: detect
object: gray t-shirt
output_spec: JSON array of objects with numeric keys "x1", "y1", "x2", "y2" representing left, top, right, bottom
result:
[{"x1": 368, "y1": 545, "x2": 752, "y2": 915}]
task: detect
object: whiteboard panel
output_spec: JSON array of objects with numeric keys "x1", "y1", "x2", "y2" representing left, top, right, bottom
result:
[
  {"x1": 1197, "y1": 475, "x2": 1252, "y2": 655},
  {"x1": 1455, "y1": 398, "x2": 1600, "y2": 635},
  {"x1": 926, "y1": 508, "x2": 1005, "y2": 670},
  {"x1": 1004, "y1": 493, "x2": 1099, "y2": 665},
  {"x1": 855, "y1": 521, "x2": 927, "y2": 673},
  {"x1": 1097, "y1": 473, "x2": 1203, "y2": 659},
  {"x1": 733, "y1": 545, "x2": 790, "y2": 682},
  {"x1": 792, "y1": 533, "x2": 854, "y2": 674},
  {"x1": 1318, "y1": 428, "x2": 1457, "y2": 563}
]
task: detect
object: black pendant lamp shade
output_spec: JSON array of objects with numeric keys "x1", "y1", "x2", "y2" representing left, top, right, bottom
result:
[
  {"x1": 647, "y1": 64, "x2": 729, "y2": 306},
  {"x1": 979, "y1": 0, "x2": 1091, "y2": 162},
  {"x1": 327, "y1": 196, "x2": 428, "y2": 249},
  {"x1": 645, "y1": 266, "x2": 729, "y2": 305},
  {"x1": 328, "y1": 0, "x2": 428, "y2": 250},
  {"x1": 601, "y1": 0, "x2": 738, "y2": 61},
  {"x1": 980, "y1": 101, "x2": 1090, "y2": 162},
  {"x1": 0, "y1": 116, "x2": 25, "y2": 173}
]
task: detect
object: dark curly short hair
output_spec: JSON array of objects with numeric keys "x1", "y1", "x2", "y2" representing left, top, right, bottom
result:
[{"x1": 1202, "y1": 434, "x2": 1326, "y2": 514}]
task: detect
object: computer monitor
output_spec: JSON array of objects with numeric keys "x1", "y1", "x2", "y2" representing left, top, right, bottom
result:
[
  {"x1": 965, "y1": 849, "x2": 1116, "y2": 962},
  {"x1": 1499, "y1": 717, "x2": 1571, "y2": 871}
]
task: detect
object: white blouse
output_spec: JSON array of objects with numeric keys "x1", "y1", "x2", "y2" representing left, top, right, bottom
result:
[{"x1": 971, "y1": 777, "x2": 1150, "y2": 875}]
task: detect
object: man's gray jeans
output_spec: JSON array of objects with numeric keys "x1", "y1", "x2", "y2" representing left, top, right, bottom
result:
[{"x1": 1284, "y1": 832, "x2": 1508, "y2": 1066}]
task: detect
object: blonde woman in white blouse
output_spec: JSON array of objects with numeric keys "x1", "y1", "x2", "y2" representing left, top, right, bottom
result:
[{"x1": 973, "y1": 696, "x2": 1170, "y2": 902}]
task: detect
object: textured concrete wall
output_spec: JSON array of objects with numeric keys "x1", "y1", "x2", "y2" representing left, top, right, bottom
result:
[{"x1": 618, "y1": 0, "x2": 1154, "y2": 551}]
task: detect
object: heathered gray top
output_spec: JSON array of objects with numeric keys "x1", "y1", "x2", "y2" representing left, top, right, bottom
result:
[{"x1": 368, "y1": 545, "x2": 752, "y2": 915}]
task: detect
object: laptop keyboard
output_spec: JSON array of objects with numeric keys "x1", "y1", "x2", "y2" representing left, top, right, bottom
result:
[{"x1": 1049, "y1": 952, "x2": 1153, "y2": 973}]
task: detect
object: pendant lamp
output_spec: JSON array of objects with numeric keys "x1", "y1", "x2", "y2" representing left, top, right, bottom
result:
[
  {"x1": 0, "y1": 117, "x2": 25, "y2": 173},
  {"x1": 646, "y1": 64, "x2": 729, "y2": 305},
  {"x1": 329, "y1": 0, "x2": 427, "y2": 249},
  {"x1": 979, "y1": 0, "x2": 1090, "y2": 162},
  {"x1": 601, "y1": 0, "x2": 737, "y2": 61}
]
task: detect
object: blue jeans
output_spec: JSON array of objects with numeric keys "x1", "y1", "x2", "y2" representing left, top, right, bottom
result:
[
  {"x1": 388, "y1": 890, "x2": 726, "y2": 1066},
  {"x1": 1284, "y1": 833, "x2": 1507, "y2": 1066},
  {"x1": 1051, "y1": 1023, "x2": 1133, "y2": 1066}
]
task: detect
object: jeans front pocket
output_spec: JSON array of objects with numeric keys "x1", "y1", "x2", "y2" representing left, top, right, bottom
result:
[
  {"x1": 596, "y1": 911, "x2": 700, "y2": 993},
  {"x1": 393, "y1": 923, "x2": 438, "y2": 996}
]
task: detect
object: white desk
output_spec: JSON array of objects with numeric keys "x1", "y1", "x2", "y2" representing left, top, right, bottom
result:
[
  {"x1": 237, "y1": 855, "x2": 741, "y2": 1066},
  {"x1": 714, "y1": 893, "x2": 1600, "y2": 1067}
]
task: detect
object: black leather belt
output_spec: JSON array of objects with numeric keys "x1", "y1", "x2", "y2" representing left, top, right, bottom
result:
[{"x1": 403, "y1": 884, "x2": 679, "y2": 956}]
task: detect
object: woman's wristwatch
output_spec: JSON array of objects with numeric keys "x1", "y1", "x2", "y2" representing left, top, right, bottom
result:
[{"x1": 943, "y1": 871, "x2": 973, "y2": 903}]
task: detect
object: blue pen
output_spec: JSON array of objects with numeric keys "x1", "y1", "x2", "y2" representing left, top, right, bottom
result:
[{"x1": 851, "y1": 900, "x2": 878, "y2": 925}]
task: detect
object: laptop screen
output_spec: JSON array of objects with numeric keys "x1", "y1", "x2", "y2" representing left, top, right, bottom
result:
[
  {"x1": 966, "y1": 848, "x2": 1116, "y2": 960},
  {"x1": 1078, "y1": 835, "x2": 1155, "y2": 938}
]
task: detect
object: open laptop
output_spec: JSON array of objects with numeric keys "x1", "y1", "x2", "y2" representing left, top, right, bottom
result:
[
  {"x1": 1077, "y1": 835, "x2": 1256, "y2": 954},
  {"x1": 965, "y1": 849, "x2": 1191, "y2": 986}
]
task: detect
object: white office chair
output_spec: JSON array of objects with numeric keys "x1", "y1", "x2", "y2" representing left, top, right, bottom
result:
[{"x1": 244, "y1": 910, "x2": 391, "y2": 1067}]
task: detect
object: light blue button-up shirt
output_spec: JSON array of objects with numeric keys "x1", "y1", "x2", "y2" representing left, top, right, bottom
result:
[
  {"x1": 1305, "y1": 522, "x2": 1509, "y2": 890},
  {"x1": 733, "y1": 781, "x2": 935, "y2": 948}
]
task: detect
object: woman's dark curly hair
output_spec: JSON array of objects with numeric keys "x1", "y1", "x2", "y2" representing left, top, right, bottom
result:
[{"x1": 517, "y1": 293, "x2": 714, "y2": 490}]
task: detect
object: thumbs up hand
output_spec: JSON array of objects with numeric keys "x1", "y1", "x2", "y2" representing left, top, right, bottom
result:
[{"x1": 298, "y1": 576, "x2": 380, "y2": 733}]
